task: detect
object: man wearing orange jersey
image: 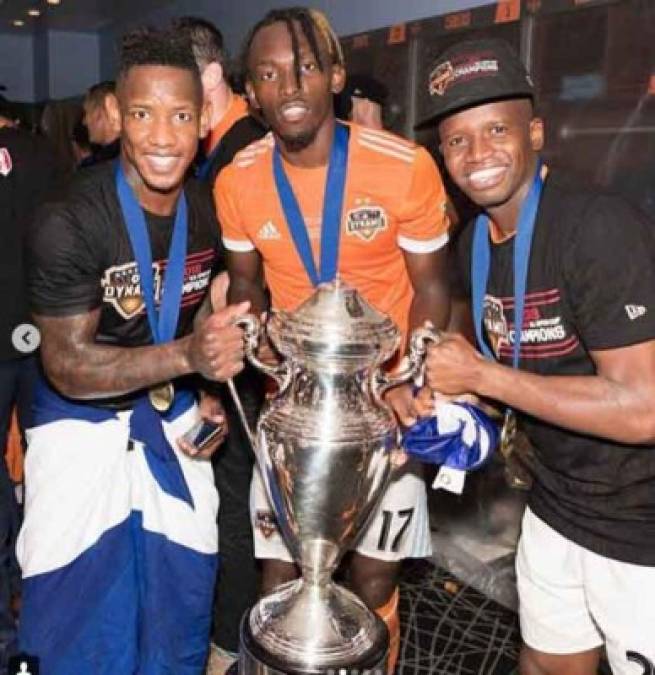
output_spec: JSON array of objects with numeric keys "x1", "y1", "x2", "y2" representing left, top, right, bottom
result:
[
  {"x1": 173, "y1": 17, "x2": 266, "y2": 185},
  {"x1": 214, "y1": 8, "x2": 450, "y2": 672}
]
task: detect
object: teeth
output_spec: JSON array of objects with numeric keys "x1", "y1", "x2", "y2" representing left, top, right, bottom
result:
[
  {"x1": 469, "y1": 166, "x2": 506, "y2": 183},
  {"x1": 281, "y1": 105, "x2": 307, "y2": 121},
  {"x1": 148, "y1": 156, "x2": 177, "y2": 170}
]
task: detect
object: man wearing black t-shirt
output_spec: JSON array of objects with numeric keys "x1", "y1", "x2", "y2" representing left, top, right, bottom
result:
[
  {"x1": 18, "y1": 28, "x2": 249, "y2": 675},
  {"x1": 420, "y1": 39, "x2": 655, "y2": 675},
  {"x1": 173, "y1": 17, "x2": 267, "y2": 668},
  {"x1": 173, "y1": 17, "x2": 267, "y2": 185}
]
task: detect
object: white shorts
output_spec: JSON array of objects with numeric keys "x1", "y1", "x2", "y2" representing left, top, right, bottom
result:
[
  {"x1": 251, "y1": 459, "x2": 432, "y2": 563},
  {"x1": 517, "y1": 507, "x2": 655, "y2": 674}
]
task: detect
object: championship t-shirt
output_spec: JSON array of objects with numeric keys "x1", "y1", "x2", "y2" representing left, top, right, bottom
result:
[
  {"x1": 215, "y1": 122, "x2": 449, "y2": 341},
  {"x1": 456, "y1": 172, "x2": 655, "y2": 565},
  {"x1": 29, "y1": 161, "x2": 222, "y2": 348}
]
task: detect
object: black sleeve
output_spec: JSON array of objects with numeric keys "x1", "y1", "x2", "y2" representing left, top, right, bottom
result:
[
  {"x1": 452, "y1": 221, "x2": 473, "y2": 300},
  {"x1": 208, "y1": 115, "x2": 267, "y2": 185},
  {"x1": 188, "y1": 179, "x2": 225, "y2": 274},
  {"x1": 28, "y1": 200, "x2": 105, "y2": 316},
  {"x1": 564, "y1": 194, "x2": 655, "y2": 350}
]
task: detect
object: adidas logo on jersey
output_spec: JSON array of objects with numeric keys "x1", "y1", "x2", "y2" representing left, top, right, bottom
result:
[
  {"x1": 257, "y1": 221, "x2": 281, "y2": 240},
  {"x1": 625, "y1": 304, "x2": 647, "y2": 320}
]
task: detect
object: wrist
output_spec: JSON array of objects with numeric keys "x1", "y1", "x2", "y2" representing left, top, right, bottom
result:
[
  {"x1": 176, "y1": 334, "x2": 194, "y2": 376},
  {"x1": 476, "y1": 358, "x2": 504, "y2": 400}
]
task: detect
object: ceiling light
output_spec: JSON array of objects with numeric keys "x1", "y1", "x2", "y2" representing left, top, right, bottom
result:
[
  {"x1": 13, "y1": 19, "x2": 25, "y2": 26},
  {"x1": 28, "y1": 8, "x2": 40, "y2": 16},
  {"x1": 46, "y1": 0, "x2": 61, "y2": 5}
]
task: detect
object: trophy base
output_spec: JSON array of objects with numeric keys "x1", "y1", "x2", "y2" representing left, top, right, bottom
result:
[{"x1": 238, "y1": 579, "x2": 389, "y2": 675}]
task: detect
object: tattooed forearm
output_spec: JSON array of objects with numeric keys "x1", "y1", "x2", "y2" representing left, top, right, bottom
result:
[
  {"x1": 35, "y1": 310, "x2": 193, "y2": 399},
  {"x1": 35, "y1": 301, "x2": 249, "y2": 400}
]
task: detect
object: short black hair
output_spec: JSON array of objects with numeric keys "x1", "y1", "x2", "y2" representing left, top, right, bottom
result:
[
  {"x1": 117, "y1": 26, "x2": 202, "y2": 100},
  {"x1": 172, "y1": 16, "x2": 227, "y2": 71},
  {"x1": 242, "y1": 7, "x2": 344, "y2": 87}
]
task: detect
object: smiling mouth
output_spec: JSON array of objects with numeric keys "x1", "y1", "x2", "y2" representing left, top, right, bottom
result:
[
  {"x1": 466, "y1": 165, "x2": 508, "y2": 189},
  {"x1": 145, "y1": 155, "x2": 179, "y2": 172},
  {"x1": 279, "y1": 101, "x2": 309, "y2": 123}
]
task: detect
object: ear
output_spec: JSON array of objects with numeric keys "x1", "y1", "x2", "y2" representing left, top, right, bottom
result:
[
  {"x1": 104, "y1": 92, "x2": 122, "y2": 138},
  {"x1": 201, "y1": 61, "x2": 224, "y2": 92},
  {"x1": 245, "y1": 80, "x2": 260, "y2": 110},
  {"x1": 529, "y1": 117, "x2": 544, "y2": 151},
  {"x1": 330, "y1": 64, "x2": 346, "y2": 95},
  {"x1": 199, "y1": 99, "x2": 211, "y2": 139}
]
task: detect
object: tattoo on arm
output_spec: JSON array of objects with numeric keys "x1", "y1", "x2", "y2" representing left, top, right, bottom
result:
[{"x1": 36, "y1": 310, "x2": 192, "y2": 400}]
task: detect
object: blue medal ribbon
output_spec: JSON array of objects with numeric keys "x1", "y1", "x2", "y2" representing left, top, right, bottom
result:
[
  {"x1": 273, "y1": 122, "x2": 349, "y2": 286},
  {"x1": 196, "y1": 144, "x2": 221, "y2": 182},
  {"x1": 115, "y1": 162, "x2": 188, "y2": 344},
  {"x1": 471, "y1": 161, "x2": 544, "y2": 367},
  {"x1": 114, "y1": 162, "x2": 194, "y2": 505},
  {"x1": 402, "y1": 162, "x2": 544, "y2": 471}
]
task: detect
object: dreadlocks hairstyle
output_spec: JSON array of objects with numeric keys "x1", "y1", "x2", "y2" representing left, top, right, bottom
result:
[
  {"x1": 172, "y1": 16, "x2": 227, "y2": 72},
  {"x1": 117, "y1": 26, "x2": 202, "y2": 100},
  {"x1": 242, "y1": 7, "x2": 345, "y2": 87}
]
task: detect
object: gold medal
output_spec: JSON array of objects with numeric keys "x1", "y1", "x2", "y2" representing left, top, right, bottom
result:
[
  {"x1": 148, "y1": 382, "x2": 174, "y2": 412},
  {"x1": 499, "y1": 408, "x2": 517, "y2": 459},
  {"x1": 500, "y1": 408, "x2": 533, "y2": 490}
]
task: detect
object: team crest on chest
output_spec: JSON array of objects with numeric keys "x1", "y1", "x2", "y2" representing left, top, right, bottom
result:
[
  {"x1": 346, "y1": 200, "x2": 388, "y2": 241},
  {"x1": 255, "y1": 510, "x2": 279, "y2": 539},
  {"x1": 102, "y1": 261, "x2": 161, "y2": 320}
]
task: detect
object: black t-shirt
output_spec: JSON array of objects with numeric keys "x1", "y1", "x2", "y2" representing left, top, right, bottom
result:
[
  {"x1": 0, "y1": 128, "x2": 60, "y2": 360},
  {"x1": 456, "y1": 173, "x2": 655, "y2": 565},
  {"x1": 195, "y1": 115, "x2": 267, "y2": 187},
  {"x1": 29, "y1": 161, "x2": 222, "y2": 349}
]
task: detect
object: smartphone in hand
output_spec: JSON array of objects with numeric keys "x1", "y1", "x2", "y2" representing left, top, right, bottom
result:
[{"x1": 180, "y1": 419, "x2": 224, "y2": 453}]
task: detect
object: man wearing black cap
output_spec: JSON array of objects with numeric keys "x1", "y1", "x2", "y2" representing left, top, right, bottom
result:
[{"x1": 422, "y1": 38, "x2": 655, "y2": 675}]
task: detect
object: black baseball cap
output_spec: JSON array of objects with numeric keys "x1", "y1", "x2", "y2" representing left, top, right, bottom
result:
[{"x1": 416, "y1": 38, "x2": 534, "y2": 128}]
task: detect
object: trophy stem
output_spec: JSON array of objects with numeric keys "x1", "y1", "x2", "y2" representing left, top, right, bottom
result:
[{"x1": 239, "y1": 578, "x2": 389, "y2": 675}]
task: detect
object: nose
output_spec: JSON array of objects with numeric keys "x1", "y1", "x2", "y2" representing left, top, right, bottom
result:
[
  {"x1": 466, "y1": 133, "x2": 492, "y2": 162},
  {"x1": 148, "y1": 115, "x2": 175, "y2": 147},
  {"x1": 279, "y1": 67, "x2": 300, "y2": 97}
]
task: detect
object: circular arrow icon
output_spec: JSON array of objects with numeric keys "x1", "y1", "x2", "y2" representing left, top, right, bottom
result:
[{"x1": 11, "y1": 323, "x2": 41, "y2": 354}]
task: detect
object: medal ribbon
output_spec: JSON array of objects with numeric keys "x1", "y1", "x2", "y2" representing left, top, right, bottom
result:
[
  {"x1": 273, "y1": 122, "x2": 349, "y2": 286},
  {"x1": 115, "y1": 162, "x2": 188, "y2": 344},
  {"x1": 471, "y1": 161, "x2": 544, "y2": 369},
  {"x1": 196, "y1": 143, "x2": 221, "y2": 182}
]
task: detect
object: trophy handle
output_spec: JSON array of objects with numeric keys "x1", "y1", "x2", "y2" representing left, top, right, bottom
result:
[
  {"x1": 371, "y1": 326, "x2": 441, "y2": 402},
  {"x1": 234, "y1": 314, "x2": 292, "y2": 392}
]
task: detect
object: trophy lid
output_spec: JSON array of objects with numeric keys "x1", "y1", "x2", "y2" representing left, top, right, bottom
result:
[{"x1": 267, "y1": 279, "x2": 401, "y2": 366}]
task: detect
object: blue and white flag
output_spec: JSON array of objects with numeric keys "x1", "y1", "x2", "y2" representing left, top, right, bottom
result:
[{"x1": 402, "y1": 401, "x2": 498, "y2": 494}]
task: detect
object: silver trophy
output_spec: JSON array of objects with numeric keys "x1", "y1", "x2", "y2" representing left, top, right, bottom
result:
[{"x1": 235, "y1": 280, "x2": 435, "y2": 675}]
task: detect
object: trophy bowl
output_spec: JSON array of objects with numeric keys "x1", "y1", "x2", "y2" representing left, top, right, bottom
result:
[{"x1": 236, "y1": 280, "x2": 435, "y2": 675}]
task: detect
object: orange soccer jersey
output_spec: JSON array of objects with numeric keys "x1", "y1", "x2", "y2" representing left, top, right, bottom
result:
[
  {"x1": 214, "y1": 122, "x2": 449, "y2": 339},
  {"x1": 204, "y1": 94, "x2": 250, "y2": 154}
]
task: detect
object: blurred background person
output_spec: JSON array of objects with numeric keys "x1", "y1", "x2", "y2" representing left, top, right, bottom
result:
[{"x1": 82, "y1": 80, "x2": 120, "y2": 163}]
